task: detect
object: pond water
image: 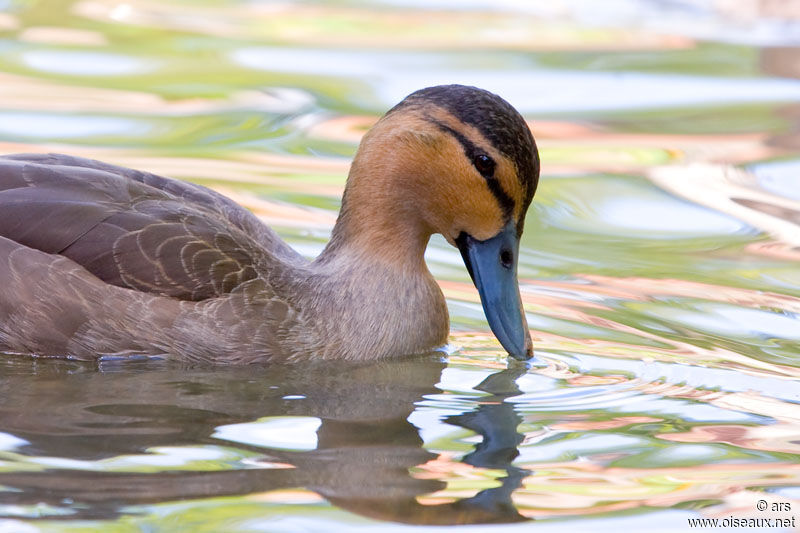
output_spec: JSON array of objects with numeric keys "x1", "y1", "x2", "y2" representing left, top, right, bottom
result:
[{"x1": 1, "y1": 0, "x2": 800, "y2": 531}]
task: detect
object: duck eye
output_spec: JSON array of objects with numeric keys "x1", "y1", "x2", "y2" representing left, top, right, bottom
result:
[{"x1": 473, "y1": 154, "x2": 495, "y2": 177}]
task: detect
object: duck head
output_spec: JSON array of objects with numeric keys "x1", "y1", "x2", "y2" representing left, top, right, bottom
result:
[{"x1": 336, "y1": 85, "x2": 540, "y2": 360}]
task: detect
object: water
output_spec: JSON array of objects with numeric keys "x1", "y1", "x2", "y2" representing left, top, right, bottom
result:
[{"x1": 1, "y1": 0, "x2": 799, "y2": 530}]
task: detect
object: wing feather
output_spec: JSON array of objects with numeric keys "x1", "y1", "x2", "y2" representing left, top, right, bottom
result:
[{"x1": 0, "y1": 153, "x2": 302, "y2": 301}]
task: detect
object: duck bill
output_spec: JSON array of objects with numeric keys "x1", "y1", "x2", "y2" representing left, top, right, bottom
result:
[{"x1": 456, "y1": 221, "x2": 533, "y2": 361}]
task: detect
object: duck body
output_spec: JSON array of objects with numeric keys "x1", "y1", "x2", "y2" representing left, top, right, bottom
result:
[
  {"x1": 0, "y1": 154, "x2": 447, "y2": 363},
  {"x1": 0, "y1": 85, "x2": 538, "y2": 363}
]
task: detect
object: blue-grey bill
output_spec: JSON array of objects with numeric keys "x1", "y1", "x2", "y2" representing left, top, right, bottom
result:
[{"x1": 456, "y1": 221, "x2": 533, "y2": 360}]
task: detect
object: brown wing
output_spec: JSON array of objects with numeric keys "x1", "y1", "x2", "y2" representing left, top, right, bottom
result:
[{"x1": 0, "y1": 153, "x2": 304, "y2": 301}]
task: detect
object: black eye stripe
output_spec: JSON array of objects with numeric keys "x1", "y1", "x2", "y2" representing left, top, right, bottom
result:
[
  {"x1": 426, "y1": 117, "x2": 513, "y2": 220},
  {"x1": 428, "y1": 119, "x2": 481, "y2": 165}
]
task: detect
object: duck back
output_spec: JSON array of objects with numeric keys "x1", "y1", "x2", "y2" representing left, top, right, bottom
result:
[{"x1": 0, "y1": 153, "x2": 304, "y2": 300}]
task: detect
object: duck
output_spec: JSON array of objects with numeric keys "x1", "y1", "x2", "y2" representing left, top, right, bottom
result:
[{"x1": 0, "y1": 84, "x2": 539, "y2": 364}]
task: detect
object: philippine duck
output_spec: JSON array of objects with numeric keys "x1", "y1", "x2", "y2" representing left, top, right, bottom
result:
[{"x1": 0, "y1": 84, "x2": 539, "y2": 363}]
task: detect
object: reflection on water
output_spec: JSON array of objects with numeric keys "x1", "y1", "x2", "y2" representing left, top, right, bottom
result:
[
  {"x1": 0, "y1": 356, "x2": 528, "y2": 525},
  {"x1": 231, "y1": 45, "x2": 800, "y2": 112},
  {"x1": 19, "y1": 50, "x2": 152, "y2": 76},
  {"x1": 0, "y1": 112, "x2": 146, "y2": 139},
  {"x1": 754, "y1": 158, "x2": 800, "y2": 201},
  {"x1": 1, "y1": 0, "x2": 799, "y2": 530}
]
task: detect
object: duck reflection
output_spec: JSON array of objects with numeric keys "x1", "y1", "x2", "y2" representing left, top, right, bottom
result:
[
  {"x1": 0, "y1": 356, "x2": 529, "y2": 524},
  {"x1": 435, "y1": 366, "x2": 529, "y2": 521}
]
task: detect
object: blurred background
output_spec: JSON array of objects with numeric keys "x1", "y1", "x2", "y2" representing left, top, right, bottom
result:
[{"x1": 1, "y1": 0, "x2": 799, "y2": 531}]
